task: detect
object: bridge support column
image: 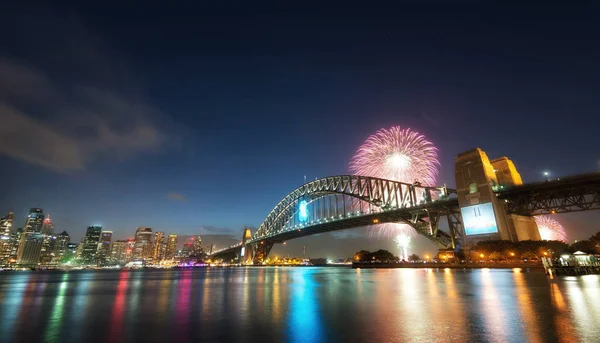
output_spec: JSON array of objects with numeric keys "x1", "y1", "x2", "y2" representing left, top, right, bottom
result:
[
  {"x1": 455, "y1": 148, "x2": 540, "y2": 249},
  {"x1": 252, "y1": 242, "x2": 274, "y2": 265}
]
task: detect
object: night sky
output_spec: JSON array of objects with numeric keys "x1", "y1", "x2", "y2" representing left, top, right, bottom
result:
[{"x1": 1, "y1": 3, "x2": 599, "y2": 258}]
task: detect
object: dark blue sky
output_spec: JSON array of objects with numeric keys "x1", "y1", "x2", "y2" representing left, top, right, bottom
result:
[{"x1": 1, "y1": 3, "x2": 599, "y2": 256}]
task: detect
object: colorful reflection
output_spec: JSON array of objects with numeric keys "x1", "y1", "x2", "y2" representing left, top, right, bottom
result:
[
  {"x1": 108, "y1": 271, "x2": 129, "y2": 342},
  {"x1": 0, "y1": 273, "x2": 31, "y2": 342},
  {"x1": 288, "y1": 269, "x2": 323, "y2": 343},
  {"x1": 44, "y1": 273, "x2": 70, "y2": 343}
]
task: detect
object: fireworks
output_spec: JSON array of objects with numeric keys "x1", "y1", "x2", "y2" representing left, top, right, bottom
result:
[
  {"x1": 350, "y1": 126, "x2": 440, "y2": 238},
  {"x1": 350, "y1": 126, "x2": 439, "y2": 186},
  {"x1": 535, "y1": 216, "x2": 567, "y2": 242},
  {"x1": 395, "y1": 234, "x2": 411, "y2": 261}
]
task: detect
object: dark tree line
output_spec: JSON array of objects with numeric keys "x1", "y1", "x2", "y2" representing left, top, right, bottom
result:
[{"x1": 353, "y1": 249, "x2": 399, "y2": 262}]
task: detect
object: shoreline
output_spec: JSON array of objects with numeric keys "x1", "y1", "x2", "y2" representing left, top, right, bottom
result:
[{"x1": 352, "y1": 262, "x2": 545, "y2": 270}]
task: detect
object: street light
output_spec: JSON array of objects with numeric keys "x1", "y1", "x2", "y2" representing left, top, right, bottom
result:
[{"x1": 479, "y1": 254, "x2": 484, "y2": 258}]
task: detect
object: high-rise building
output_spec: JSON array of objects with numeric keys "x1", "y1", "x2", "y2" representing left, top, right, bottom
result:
[
  {"x1": 0, "y1": 212, "x2": 13, "y2": 236},
  {"x1": 110, "y1": 240, "x2": 129, "y2": 264},
  {"x1": 182, "y1": 242, "x2": 193, "y2": 257},
  {"x1": 153, "y1": 231, "x2": 165, "y2": 261},
  {"x1": 24, "y1": 208, "x2": 44, "y2": 233},
  {"x1": 133, "y1": 227, "x2": 153, "y2": 260},
  {"x1": 41, "y1": 214, "x2": 54, "y2": 235},
  {"x1": 17, "y1": 233, "x2": 43, "y2": 267},
  {"x1": 17, "y1": 208, "x2": 46, "y2": 266},
  {"x1": 125, "y1": 239, "x2": 135, "y2": 261},
  {"x1": 39, "y1": 215, "x2": 56, "y2": 265},
  {"x1": 64, "y1": 243, "x2": 78, "y2": 263},
  {"x1": 54, "y1": 231, "x2": 70, "y2": 263},
  {"x1": 96, "y1": 231, "x2": 112, "y2": 265},
  {"x1": 81, "y1": 225, "x2": 102, "y2": 265},
  {"x1": 192, "y1": 235, "x2": 203, "y2": 256},
  {"x1": 165, "y1": 234, "x2": 178, "y2": 260},
  {"x1": 0, "y1": 212, "x2": 14, "y2": 266}
]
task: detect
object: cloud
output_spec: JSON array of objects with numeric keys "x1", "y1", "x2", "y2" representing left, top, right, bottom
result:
[
  {"x1": 0, "y1": 11, "x2": 174, "y2": 173},
  {"x1": 166, "y1": 192, "x2": 188, "y2": 203}
]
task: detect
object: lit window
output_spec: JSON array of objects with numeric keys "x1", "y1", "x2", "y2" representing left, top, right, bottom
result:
[{"x1": 468, "y1": 182, "x2": 477, "y2": 194}]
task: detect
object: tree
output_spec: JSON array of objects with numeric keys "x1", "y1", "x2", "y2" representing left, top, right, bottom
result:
[{"x1": 408, "y1": 254, "x2": 420, "y2": 262}]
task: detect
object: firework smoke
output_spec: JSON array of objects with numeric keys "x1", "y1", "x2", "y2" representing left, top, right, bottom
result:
[
  {"x1": 535, "y1": 216, "x2": 567, "y2": 242},
  {"x1": 350, "y1": 126, "x2": 440, "y2": 238}
]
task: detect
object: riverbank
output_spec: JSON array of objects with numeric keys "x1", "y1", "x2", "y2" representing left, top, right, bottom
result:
[{"x1": 352, "y1": 262, "x2": 545, "y2": 270}]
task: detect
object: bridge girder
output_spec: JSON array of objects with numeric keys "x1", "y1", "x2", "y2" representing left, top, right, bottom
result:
[{"x1": 497, "y1": 172, "x2": 600, "y2": 215}]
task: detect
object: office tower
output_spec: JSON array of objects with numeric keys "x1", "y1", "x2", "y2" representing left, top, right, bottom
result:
[
  {"x1": 125, "y1": 239, "x2": 135, "y2": 261},
  {"x1": 165, "y1": 234, "x2": 178, "y2": 259},
  {"x1": 39, "y1": 215, "x2": 56, "y2": 265},
  {"x1": 81, "y1": 225, "x2": 102, "y2": 265},
  {"x1": 192, "y1": 235, "x2": 203, "y2": 256},
  {"x1": 0, "y1": 212, "x2": 13, "y2": 236},
  {"x1": 54, "y1": 231, "x2": 70, "y2": 263},
  {"x1": 0, "y1": 212, "x2": 14, "y2": 266},
  {"x1": 17, "y1": 208, "x2": 45, "y2": 266},
  {"x1": 41, "y1": 214, "x2": 54, "y2": 235},
  {"x1": 96, "y1": 231, "x2": 112, "y2": 265},
  {"x1": 24, "y1": 208, "x2": 44, "y2": 233},
  {"x1": 133, "y1": 227, "x2": 153, "y2": 260},
  {"x1": 110, "y1": 240, "x2": 129, "y2": 264},
  {"x1": 153, "y1": 231, "x2": 165, "y2": 261},
  {"x1": 182, "y1": 242, "x2": 193, "y2": 257}
]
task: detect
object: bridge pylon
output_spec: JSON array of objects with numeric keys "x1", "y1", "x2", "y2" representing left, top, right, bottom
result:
[{"x1": 455, "y1": 148, "x2": 540, "y2": 248}]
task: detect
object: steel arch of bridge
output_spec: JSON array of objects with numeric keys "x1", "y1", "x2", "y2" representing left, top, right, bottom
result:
[{"x1": 250, "y1": 175, "x2": 455, "y2": 245}]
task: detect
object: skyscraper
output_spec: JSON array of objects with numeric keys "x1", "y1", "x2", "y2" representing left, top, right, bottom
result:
[
  {"x1": 39, "y1": 215, "x2": 56, "y2": 265},
  {"x1": 153, "y1": 231, "x2": 165, "y2": 261},
  {"x1": 0, "y1": 212, "x2": 14, "y2": 266},
  {"x1": 54, "y1": 231, "x2": 70, "y2": 263},
  {"x1": 192, "y1": 235, "x2": 203, "y2": 256},
  {"x1": 24, "y1": 208, "x2": 44, "y2": 233},
  {"x1": 17, "y1": 208, "x2": 46, "y2": 266},
  {"x1": 41, "y1": 214, "x2": 54, "y2": 235},
  {"x1": 110, "y1": 240, "x2": 129, "y2": 264},
  {"x1": 165, "y1": 234, "x2": 178, "y2": 260},
  {"x1": 81, "y1": 225, "x2": 102, "y2": 265},
  {"x1": 96, "y1": 231, "x2": 112, "y2": 265},
  {"x1": 133, "y1": 227, "x2": 153, "y2": 260},
  {"x1": 0, "y1": 212, "x2": 13, "y2": 236}
]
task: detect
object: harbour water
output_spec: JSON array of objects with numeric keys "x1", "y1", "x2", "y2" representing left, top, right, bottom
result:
[{"x1": 0, "y1": 267, "x2": 598, "y2": 342}]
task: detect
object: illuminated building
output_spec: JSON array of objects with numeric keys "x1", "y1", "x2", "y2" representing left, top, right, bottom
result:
[
  {"x1": 0, "y1": 212, "x2": 14, "y2": 266},
  {"x1": 24, "y1": 208, "x2": 44, "y2": 233},
  {"x1": 182, "y1": 242, "x2": 193, "y2": 257},
  {"x1": 96, "y1": 231, "x2": 112, "y2": 265},
  {"x1": 81, "y1": 225, "x2": 103, "y2": 265},
  {"x1": 153, "y1": 231, "x2": 165, "y2": 261},
  {"x1": 17, "y1": 208, "x2": 45, "y2": 266},
  {"x1": 17, "y1": 233, "x2": 43, "y2": 266},
  {"x1": 41, "y1": 214, "x2": 54, "y2": 235},
  {"x1": 54, "y1": 231, "x2": 70, "y2": 263},
  {"x1": 63, "y1": 243, "x2": 78, "y2": 263},
  {"x1": 110, "y1": 240, "x2": 129, "y2": 264},
  {"x1": 0, "y1": 212, "x2": 13, "y2": 236},
  {"x1": 133, "y1": 227, "x2": 153, "y2": 260},
  {"x1": 165, "y1": 234, "x2": 177, "y2": 259},
  {"x1": 192, "y1": 235, "x2": 203, "y2": 256},
  {"x1": 39, "y1": 215, "x2": 56, "y2": 265}
]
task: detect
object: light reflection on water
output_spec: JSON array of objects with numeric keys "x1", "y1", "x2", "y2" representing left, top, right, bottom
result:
[{"x1": 0, "y1": 268, "x2": 598, "y2": 343}]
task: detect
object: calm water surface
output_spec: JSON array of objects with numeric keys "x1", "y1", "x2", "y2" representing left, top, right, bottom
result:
[{"x1": 0, "y1": 267, "x2": 598, "y2": 343}]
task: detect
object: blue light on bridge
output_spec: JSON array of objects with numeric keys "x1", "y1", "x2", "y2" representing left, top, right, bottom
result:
[{"x1": 299, "y1": 200, "x2": 309, "y2": 222}]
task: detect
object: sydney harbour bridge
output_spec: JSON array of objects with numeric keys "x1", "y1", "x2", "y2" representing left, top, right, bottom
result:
[{"x1": 210, "y1": 148, "x2": 600, "y2": 264}]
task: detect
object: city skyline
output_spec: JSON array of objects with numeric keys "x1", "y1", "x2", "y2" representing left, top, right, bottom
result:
[{"x1": 1, "y1": 4, "x2": 599, "y2": 258}]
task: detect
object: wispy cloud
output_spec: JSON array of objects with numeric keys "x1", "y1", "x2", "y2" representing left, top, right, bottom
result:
[
  {"x1": 0, "y1": 10, "x2": 175, "y2": 173},
  {"x1": 166, "y1": 192, "x2": 188, "y2": 203}
]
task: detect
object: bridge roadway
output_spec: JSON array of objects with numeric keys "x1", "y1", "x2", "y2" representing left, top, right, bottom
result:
[
  {"x1": 497, "y1": 171, "x2": 600, "y2": 215},
  {"x1": 248, "y1": 198, "x2": 458, "y2": 244}
]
